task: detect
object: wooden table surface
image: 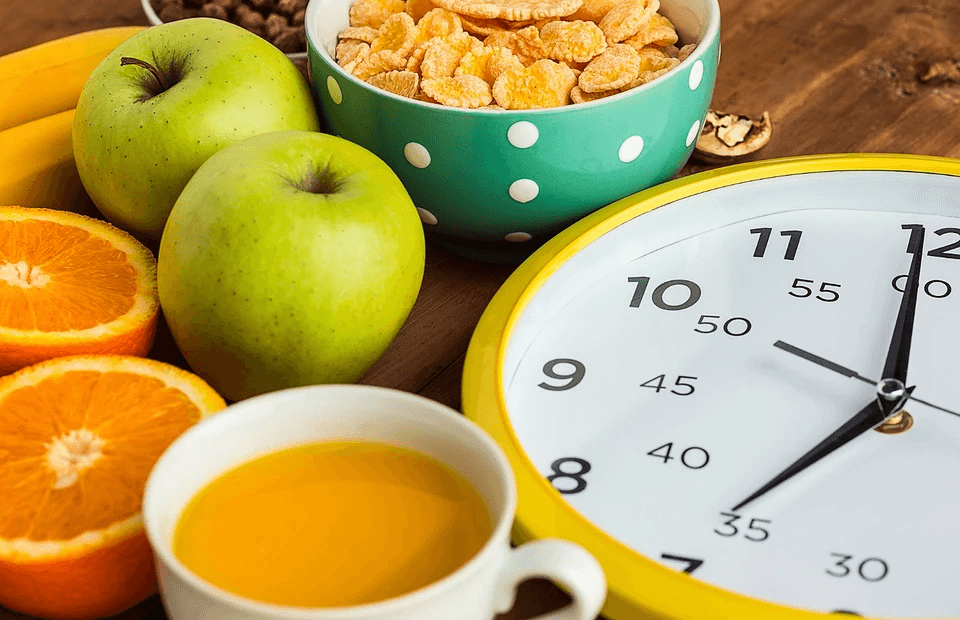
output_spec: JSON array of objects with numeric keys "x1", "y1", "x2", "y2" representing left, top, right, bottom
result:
[{"x1": 1, "y1": 0, "x2": 959, "y2": 618}]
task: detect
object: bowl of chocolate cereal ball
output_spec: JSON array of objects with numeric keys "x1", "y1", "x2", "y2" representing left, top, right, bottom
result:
[
  {"x1": 305, "y1": 0, "x2": 720, "y2": 262},
  {"x1": 143, "y1": 0, "x2": 309, "y2": 58}
]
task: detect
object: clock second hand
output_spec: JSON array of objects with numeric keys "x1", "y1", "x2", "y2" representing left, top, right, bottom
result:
[{"x1": 773, "y1": 340, "x2": 960, "y2": 418}]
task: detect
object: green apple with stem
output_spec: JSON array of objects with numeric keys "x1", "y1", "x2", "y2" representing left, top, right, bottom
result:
[
  {"x1": 73, "y1": 18, "x2": 320, "y2": 240},
  {"x1": 157, "y1": 130, "x2": 426, "y2": 402}
]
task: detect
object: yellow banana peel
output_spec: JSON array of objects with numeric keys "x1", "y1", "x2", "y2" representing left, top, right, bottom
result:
[
  {"x1": 0, "y1": 109, "x2": 84, "y2": 211},
  {"x1": 0, "y1": 26, "x2": 145, "y2": 132}
]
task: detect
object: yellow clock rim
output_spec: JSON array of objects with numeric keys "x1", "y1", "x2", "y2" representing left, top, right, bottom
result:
[{"x1": 461, "y1": 153, "x2": 960, "y2": 620}]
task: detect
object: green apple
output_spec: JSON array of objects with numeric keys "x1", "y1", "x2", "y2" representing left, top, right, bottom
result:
[
  {"x1": 73, "y1": 18, "x2": 320, "y2": 240},
  {"x1": 157, "y1": 130, "x2": 426, "y2": 401}
]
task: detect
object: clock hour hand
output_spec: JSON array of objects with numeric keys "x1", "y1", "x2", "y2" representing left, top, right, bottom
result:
[
  {"x1": 772, "y1": 341, "x2": 960, "y2": 418},
  {"x1": 732, "y1": 384, "x2": 914, "y2": 512}
]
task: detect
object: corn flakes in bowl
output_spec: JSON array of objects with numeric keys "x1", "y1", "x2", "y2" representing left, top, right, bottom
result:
[{"x1": 305, "y1": 0, "x2": 719, "y2": 262}]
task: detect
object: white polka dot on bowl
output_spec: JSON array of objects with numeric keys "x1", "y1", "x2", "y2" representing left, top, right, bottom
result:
[
  {"x1": 505, "y1": 232, "x2": 533, "y2": 242},
  {"x1": 509, "y1": 179, "x2": 539, "y2": 203},
  {"x1": 404, "y1": 143, "x2": 431, "y2": 168},
  {"x1": 689, "y1": 60, "x2": 704, "y2": 90},
  {"x1": 685, "y1": 120, "x2": 701, "y2": 147},
  {"x1": 327, "y1": 76, "x2": 342, "y2": 105},
  {"x1": 417, "y1": 208, "x2": 438, "y2": 225},
  {"x1": 618, "y1": 136, "x2": 644, "y2": 163},
  {"x1": 507, "y1": 121, "x2": 539, "y2": 149}
]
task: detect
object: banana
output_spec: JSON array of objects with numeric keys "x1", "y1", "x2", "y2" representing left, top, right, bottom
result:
[
  {"x1": 0, "y1": 109, "x2": 85, "y2": 211},
  {"x1": 0, "y1": 26, "x2": 145, "y2": 132}
]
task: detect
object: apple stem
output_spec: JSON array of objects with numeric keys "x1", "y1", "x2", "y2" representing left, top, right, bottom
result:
[{"x1": 120, "y1": 57, "x2": 167, "y2": 92}]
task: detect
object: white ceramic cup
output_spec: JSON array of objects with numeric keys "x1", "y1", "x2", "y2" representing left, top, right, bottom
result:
[{"x1": 143, "y1": 384, "x2": 607, "y2": 620}]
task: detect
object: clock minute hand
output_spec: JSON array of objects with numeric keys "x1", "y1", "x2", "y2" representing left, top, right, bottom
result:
[
  {"x1": 732, "y1": 386, "x2": 914, "y2": 513},
  {"x1": 883, "y1": 225, "x2": 924, "y2": 385}
]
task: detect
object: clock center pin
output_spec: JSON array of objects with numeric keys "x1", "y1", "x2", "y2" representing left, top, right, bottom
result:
[{"x1": 874, "y1": 378, "x2": 914, "y2": 434}]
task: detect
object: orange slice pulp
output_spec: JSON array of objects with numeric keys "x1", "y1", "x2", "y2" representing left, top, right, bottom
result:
[
  {"x1": 0, "y1": 206, "x2": 159, "y2": 375},
  {"x1": 0, "y1": 354, "x2": 226, "y2": 619}
]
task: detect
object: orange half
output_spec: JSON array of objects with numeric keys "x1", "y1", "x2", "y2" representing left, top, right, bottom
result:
[
  {"x1": 0, "y1": 354, "x2": 226, "y2": 619},
  {"x1": 0, "y1": 206, "x2": 159, "y2": 375}
]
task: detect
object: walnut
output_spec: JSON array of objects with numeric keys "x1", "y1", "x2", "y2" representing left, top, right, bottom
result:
[
  {"x1": 272, "y1": 27, "x2": 302, "y2": 53},
  {"x1": 158, "y1": 0, "x2": 305, "y2": 54},
  {"x1": 234, "y1": 3, "x2": 267, "y2": 35},
  {"x1": 276, "y1": 0, "x2": 308, "y2": 16},
  {"x1": 210, "y1": 0, "x2": 241, "y2": 11},
  {"x1": 245, "y1": 0, "x2": 275, "y2": 11},
  {"x1": 917, "y1": 59, "x2": 960, "y2": 84},
  {"x1": 692, "y1": 110, "x2": 772, "y2": 164},
  {"x1": 200, "y1": 2, "x2": 230, "y2": 19},
  {"x1": 265, "y1": 13, "x2": 289, "y2": 39},
  {"x1": 158, "y1": 1, "x2": 196, "y2": 21}
]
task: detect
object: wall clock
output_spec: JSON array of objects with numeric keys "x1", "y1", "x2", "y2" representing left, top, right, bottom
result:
[{"x1": 462, "y1": 153, "x2": 960, "y2": 619}]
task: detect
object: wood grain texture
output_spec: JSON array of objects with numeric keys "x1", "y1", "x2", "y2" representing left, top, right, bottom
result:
[{"x1": 0, "y1": 0, "x2": 957, "y2": 618}]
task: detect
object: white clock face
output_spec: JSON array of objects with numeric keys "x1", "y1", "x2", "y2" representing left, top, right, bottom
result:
[{"x1": 502, "y1": 171, "x2": 960, "y2": 618}]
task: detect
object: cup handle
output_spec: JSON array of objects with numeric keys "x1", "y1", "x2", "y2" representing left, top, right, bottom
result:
[{"x1": 494, "y1": 538, "x2": 607, "y2": 620}]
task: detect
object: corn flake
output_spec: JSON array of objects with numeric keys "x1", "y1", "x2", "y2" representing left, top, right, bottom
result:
[
  {"x1": 578, "y1": 43, "x2": 640, "y2": 92},
  {"x1": 482, "y1": 29, "x2": 515, "y2": 48},
  {"x1": 622, "y1": 12, "x2": 677, "y2": 49},
  {"x1": 616, "y1": 48, "x2": 677, "y2": 88},
  {"x1": 336, "y1": 39, "x2": 371, "y2": 64},
  {"x1": 367, "y1": 70, "x2": 421, "y2": 97},
  {"x1": 515, "y1": 24, "x2": 545, "y2": 50},
  {"x1": 352, "y1": 49, "x2": 408, "y2": 79},
  {"x1": 349, "y1": 0, "x2": 406, "y2": 28},
  {"x1": 540, "y1": 20, "x2": 607, "y2": 62},
  {"x1": 567, "y1": 0, "x2": 618, "y2": 23},
  {"x1": 406, "y1": 0, "x2": 438, "y2": 21},
  {"x1": 570, "y1": 84, "x2": 618, "y2": 103},
  {"x1": 459, "y1": 15, "x2": 514, "y2": 36},
  {"x1": 659, "y1": 43, "x2": 680, "y2": 58},
  {"x1": 342, "y1": 56, "x2": 365, "y2": 74},
  {"x1": 339, "y1": 26, "x2": 381, "y2": 43},
  {"x1": 416, "y1": 90, "x2": 440, "y2": 103},
  {"x1": 420, "y1": 31, "x2": 484, "y2": 79},
  {"x1": 455, "y1": 46, "x2": 525, "y2": 84},
  {"x1": 422, "y1": 75, "x2": 494, "y2": 107},
  {"x1": 629, "y1": 64, "x2": 673, "y2": 86},
  {"x1": 492, "y1": 58, "x2": 577, "y2": 108},
  {"x1": 371, "y1": 12, "x2": 417, "y2": 56},
  {"x1": 406, "y1": 43, "x2": 429, "y2": 73},
  {"x1": 339, "y1": 0, "x2": 692, "y2": 107},
  {"x1": 597, "y1": 0, "x2": 659, "y2": 44},
  {"x1": 483, "y1": 27, "x2": 545, "y2": 65},
  {"x1": 636, "y1": 45, "x2": 674, "y2": 71},
  {"x1": 434, "y1": 0, "x2": 582, "y2": 22},
  {"x1": 414, "y1": 8, "x2": 463, "y2": 44}
]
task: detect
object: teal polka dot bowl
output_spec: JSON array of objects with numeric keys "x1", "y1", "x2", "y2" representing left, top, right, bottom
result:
[{"x1": 305, "y1": 0, "x2": 720, "y2": 263}]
